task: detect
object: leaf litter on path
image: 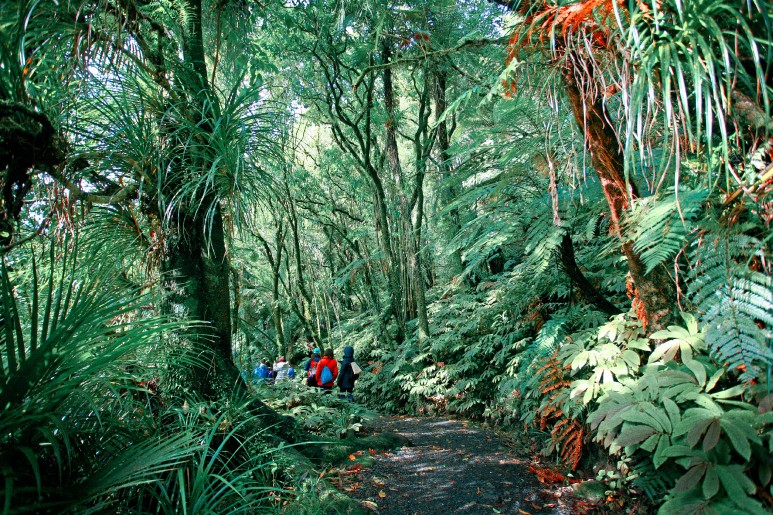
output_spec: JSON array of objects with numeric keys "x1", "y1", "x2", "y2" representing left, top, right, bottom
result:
[{"x1": 335, "y1": 416, "x2": 576, "y2": 514}]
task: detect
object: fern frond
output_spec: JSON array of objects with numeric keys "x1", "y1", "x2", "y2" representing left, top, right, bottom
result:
[
  {"x1": 627, "y1": 188, "x2": 707, "y2": 274},
  {"x1": 689, "y1": 237, "x2": 773, "y2": 378}
]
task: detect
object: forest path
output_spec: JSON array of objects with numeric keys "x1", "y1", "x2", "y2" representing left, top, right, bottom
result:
[{"x1": 343, "y1": 416, "x2": 575, "y2": 514}]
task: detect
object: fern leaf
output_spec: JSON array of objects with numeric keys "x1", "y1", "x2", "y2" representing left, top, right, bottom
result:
[
  {"x1": 627, "y1": 188, "x2": 707, "y2": 273},
  {"x1": 689, "y1": 238, "x2": 773, "y2": 379}
]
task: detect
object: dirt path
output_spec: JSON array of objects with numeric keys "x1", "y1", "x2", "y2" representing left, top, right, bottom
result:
[{"x1": 344, "y1": 416, "x2": 575, "y2": 514}]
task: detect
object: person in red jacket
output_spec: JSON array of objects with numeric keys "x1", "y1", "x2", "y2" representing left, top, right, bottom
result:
[{"x1": 315, "y1": 348, "x2": 338, "y2": 393}]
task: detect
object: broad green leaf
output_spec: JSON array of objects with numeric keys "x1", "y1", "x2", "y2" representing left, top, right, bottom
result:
[
  {"x1": 653, "y1": 434, "x2": 671, "y2": 469},
  {"x1": 683, "y1": 359, "x2": 706, "y2": 387},
  {"x1": 615, "y1": 424, "x2": 657, "y2": 447},
  {"x1": 717, "y1": 464, "x2": 756, "y2": 498},
  {"x1": 659, "y1": 444, "x2": 695, "y2": 459},
  {"x1": 663, "y1": 398, "x2": 681, "y2": 429},
  {"x1": 702, "y1": 465, "x2": 719, "y2": 499},
  {"x1": 687, "y1": 417, "x2": 713, "y2": 448},
  {"x1": 720, "y1": 419, "x2": 753, "y2": 460},
  {"x1": 675, "y1": 464, "x2": 706, "y2": 493},
  {"x1": 621, "y1": 349, "x2": 640, "y2": 368},
  {"x1": 640, "y1": 433, "x2": 660, "y2": 452},
  {"x1": 705, "y1": 369, "x2": 724, "y2": 393},
  {"x1": 702, "y1": 419, "x2": 720, "y2": 452},
  {"x1": 711, "y1": 384, "x2": 747, "y2": 400}
]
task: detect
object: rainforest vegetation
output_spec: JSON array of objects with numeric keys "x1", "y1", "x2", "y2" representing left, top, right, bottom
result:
[{"x1": 1, "y1": 0, "x2": 772, "y2": 513}]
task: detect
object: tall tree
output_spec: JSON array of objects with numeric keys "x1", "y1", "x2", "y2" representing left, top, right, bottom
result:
[{"x1": 2, "y1": 0, "x2": 277, "y2": 396}]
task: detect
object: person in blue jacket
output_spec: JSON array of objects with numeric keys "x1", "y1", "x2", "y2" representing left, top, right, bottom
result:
[
  {"x1": 304, "y1": 348, "x2": 322, "y2": 387},
  {"x1": 254, "y1": 359, "x2": 270, "y2": 383}
]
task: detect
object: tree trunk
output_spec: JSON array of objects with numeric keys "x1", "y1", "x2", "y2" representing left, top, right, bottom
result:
[
  {"x1": 162, "y1": 201, "x2": 237, "y2": 398},
  {"x1": 382, "y1": 42, "x2": 429, "y2": 341},
  {"x1": 561, "y1": 54, "x2": 676, "y2": 332},
  {"x1": 433, "y1": 67, "x2": 464, "y2": 281},
  {"x1": 157, "y1": 0, "x2": 242, "y2": 398},
  {"x1": 558, "y1": 233, "x2": 620, "y2": 316}
]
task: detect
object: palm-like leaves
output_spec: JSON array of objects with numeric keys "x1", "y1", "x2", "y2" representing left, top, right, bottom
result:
[
  {"x1": 620, "y1": 0, "x2": 772, "y2": 185},
  {"x1": 0, "y1": 239, "x2": 191, "y2": 512},
  {"x1": 1, "y1": 235, "x2": 283, "y2": 513}
]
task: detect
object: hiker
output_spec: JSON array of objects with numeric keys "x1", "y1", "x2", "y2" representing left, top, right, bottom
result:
[
  {"x1": 254, "y1": 360, "x2": 270, "y2": 383},
  {"x1": 304, "y1": 347, "x2": 322, "y2": 387},
  {"x1": 273, "y1": 356, "x2": 290, "y2": 383},
  {"x1": 315, "y1": 348, "x2": 338, "y2": 393},
  {"x1": 287, "y1": 363, "x2": 296, "y2": 380},
  {"x1": 337, "y1": 346, "x2": 361, "y2": 402}
]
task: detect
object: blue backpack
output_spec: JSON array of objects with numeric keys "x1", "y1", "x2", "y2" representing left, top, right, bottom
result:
[{"x1": 320, "y1": 365, "x2": 333, "y2": 385}]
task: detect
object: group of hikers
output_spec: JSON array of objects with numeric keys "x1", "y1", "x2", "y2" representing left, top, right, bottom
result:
[
  {"x1": 253, "y1": 356, "x2": 296, "y2": 383},
  {"x1": 252, "y1": 345, "x2": 361, "y2": 400}
]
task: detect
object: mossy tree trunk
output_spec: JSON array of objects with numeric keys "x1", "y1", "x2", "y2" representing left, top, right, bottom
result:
[{"x1": 561, "y1": 54, "x2": 677, "y2": 332}]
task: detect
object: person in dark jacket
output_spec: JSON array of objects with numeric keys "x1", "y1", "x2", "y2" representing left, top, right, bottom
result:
[
  {"x1": 337, "y1": 346, "x2": 360, "y2": 401},
  {"x1": 315, "y1": 348, "x2": 338, "y2": 393}
]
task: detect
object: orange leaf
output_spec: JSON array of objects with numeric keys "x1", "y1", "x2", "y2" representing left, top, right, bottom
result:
[
  {"x1": 348, "y1": 454, "x2": 356, "y2": 461},
  {"x1": 378, "y1": 490, "x2": 387, "y2": 498}
]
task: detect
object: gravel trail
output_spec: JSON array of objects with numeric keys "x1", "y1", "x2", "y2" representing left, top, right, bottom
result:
[{"x1": 345, "y1": 416, "x2": 575, "y2": 514}]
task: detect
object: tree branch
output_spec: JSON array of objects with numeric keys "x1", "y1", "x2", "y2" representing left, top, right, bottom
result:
[{"x1": 353, "y1": 36, "x2": 509, "y2": 90}]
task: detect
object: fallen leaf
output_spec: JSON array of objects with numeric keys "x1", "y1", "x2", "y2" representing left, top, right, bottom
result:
[
  {"x1": 378, "y1": 490, "x2": 387, "y2": 498},
  {"x1": 348, "y1": 454, "x2": 356, "y2": 461},
  {"x1": 476, "y1": 488, "x2": 481, "y2": 494},
  {"x1": 518, "y1": 510, "x2": 532, "y2": 515}
]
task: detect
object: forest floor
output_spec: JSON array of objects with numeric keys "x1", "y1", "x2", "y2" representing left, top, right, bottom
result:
[{"x1": 335, "y1": 416, "x2": 583, "y2": 514}]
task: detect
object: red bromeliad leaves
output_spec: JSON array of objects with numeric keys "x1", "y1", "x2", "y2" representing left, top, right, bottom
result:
[
  {"x1": 502, "y1": 0, "x2": 623, "y2": 96},
  {"x1": 538, "y1": 0, "x2": 620, "y2": 38}
]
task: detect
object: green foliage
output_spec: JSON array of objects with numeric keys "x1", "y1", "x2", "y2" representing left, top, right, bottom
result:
[
  {"x1": 0, "y1": 234, "x2": 288, "y2": 513},
  {"x1": 1, "y1": 244, "x2": 162, "y2": 510},
  {"x1": 689, "y1": 233, "x2": 773, "y2": 379},
  {"x1": 263, "y1": 380, "x2": 372, "y2": 439},
  {"x1": 626, "y1": 188, "x2": 708, "y2": 274},
  {"x1": 622, "y1": 0, "x2": 772, "y2": 183},
  {"x1": 146, "y1": 396, "x2": 282, "y2": 515},
  {"x1": 580, "y1": 315, "x2": 773, "y2": 514}
]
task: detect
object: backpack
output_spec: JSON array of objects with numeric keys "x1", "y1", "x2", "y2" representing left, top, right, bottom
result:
[
  {"x1": 307, "y1": 358, "x2": 319, "y2": 378},
  {"x1": 320, "y1": 365, "x2": 333, "y2": 385},
  {"x1": 306, "y1": 358, "x2": 320, "y2": 386}
]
